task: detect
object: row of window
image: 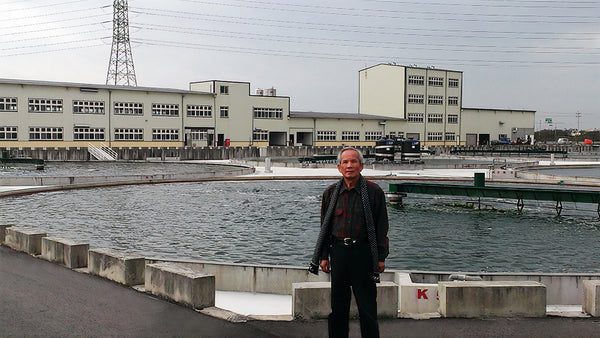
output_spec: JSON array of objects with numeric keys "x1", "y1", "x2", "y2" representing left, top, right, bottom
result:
[
  {"x1": 316, "y1": 131, "x2": 383, "y2": 141},
  {"x1": 408, "y1": 94, "x2": 459, "y2": 105},
  {"x1": 407, "y1": 76, "x2": 460, "y2": 88},
  {"x1": 0, "y1": 126, "x2": 184, "y2": 141},
  {"x1": 407, "y1": 113, "x2": 459, "y2": 124},
  {"x1": 427, "y1": 132, "x2": 457, "y2": 142},
  {"x1": 0, "y1": 126, "x2": 459, "y2": 143},
  {"x1": 0, "y1": 97, "x2": 237, "y2": 118},
  {"x1": 253, "y1": 107, "x2": 283, "y2": 119}
]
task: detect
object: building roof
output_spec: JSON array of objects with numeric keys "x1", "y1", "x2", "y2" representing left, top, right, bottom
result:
[
  {"x1": 359, "y1": 63, "x2": 463, "y2": 74},
  {"x1": 0, "y1": 78, "x2": 214, "y2": 96},
  {"x1": 290, "y1": 111, "x2": 404, "y2": 121},
  {"x1": 463, "y1": 107, "x2": 536, "y2": 113}
]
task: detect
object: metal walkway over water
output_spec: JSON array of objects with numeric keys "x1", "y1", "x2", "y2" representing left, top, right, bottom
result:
[{"x1": 388, "y1": 178, "x2": 600, "y2": 216}]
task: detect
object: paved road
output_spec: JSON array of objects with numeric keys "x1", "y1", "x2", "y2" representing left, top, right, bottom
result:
[{"x1": 2, "y1": 245, "x2": 600, "y2": 337}]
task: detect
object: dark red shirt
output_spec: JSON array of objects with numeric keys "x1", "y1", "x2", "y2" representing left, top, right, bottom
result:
[{"x1": 321, "y1": 178, "x2": 389, "y2": 262}]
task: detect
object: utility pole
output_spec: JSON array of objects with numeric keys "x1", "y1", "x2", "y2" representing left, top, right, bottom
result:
[{"x1": 106, "y1": 0, "x2": 137, "y2": 86}]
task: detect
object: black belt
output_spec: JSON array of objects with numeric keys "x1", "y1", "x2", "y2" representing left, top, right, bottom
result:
[{"x1": 334, "y1": 237, "x2": 364, "y2": 246}]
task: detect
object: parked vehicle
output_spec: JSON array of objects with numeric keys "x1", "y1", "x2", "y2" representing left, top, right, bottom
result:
[
  {"x1": 491, "y1": 137, "x2": 511, "y2": 145},
  {"x1": 557, "y1": 138, "x2": 570, "y2": 145}
]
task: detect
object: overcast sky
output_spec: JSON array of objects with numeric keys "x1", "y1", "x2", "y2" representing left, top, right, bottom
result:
[{"x1": 1, "y1": 0, "x2": 598, "y2": 130}]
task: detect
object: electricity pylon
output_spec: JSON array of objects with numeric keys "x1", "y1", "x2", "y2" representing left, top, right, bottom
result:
[{"x1": 106, "y1": 0, "x2": 137, "y2": 86}]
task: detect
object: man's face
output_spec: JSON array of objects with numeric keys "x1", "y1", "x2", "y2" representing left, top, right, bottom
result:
[{"x1": 337, "y1": 149, "x2": 364, "y2": 180}]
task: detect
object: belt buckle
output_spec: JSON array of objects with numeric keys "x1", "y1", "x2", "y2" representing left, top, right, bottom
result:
[{"x1": 343, "y1": 238, "x2": 356, "y2": 246}]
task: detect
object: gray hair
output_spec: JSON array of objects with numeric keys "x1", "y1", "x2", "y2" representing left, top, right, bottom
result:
[{"x1": 337, "y1": 147, "x2": 365, "y2": 165}]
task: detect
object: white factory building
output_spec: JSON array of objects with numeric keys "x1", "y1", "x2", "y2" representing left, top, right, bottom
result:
[{"x1": 0, "y1": 63, "x2": 534, "y2": 149}]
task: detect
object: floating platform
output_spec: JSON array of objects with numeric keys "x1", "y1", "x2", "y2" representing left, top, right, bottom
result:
[{"x1": 388, "y1": 175, "x2": 600, "y2": 216}]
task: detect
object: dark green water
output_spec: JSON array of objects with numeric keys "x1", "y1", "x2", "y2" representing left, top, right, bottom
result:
[{"x1": 2, "y1": 180, "x2": 599, "y2": 273}]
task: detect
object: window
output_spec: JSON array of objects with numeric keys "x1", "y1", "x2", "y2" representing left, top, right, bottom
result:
[
  {"x1": 408, "y1": 94, "x2": 424, "y2": 104},
  {"x1": 448, "y1": 114, "x2": 459, "y2": 124},
  {"x1": 187, "y1": 105, "x2": 212, "y2": 117},
  {"x1": 0, "y1": 126, "x2": 17, "y2": 140},
  {"x1": 74, "y1": 127, "x2": 105, "y2": 140},
  {"x1": 448, "y1": 96, "x2": 459, "y2": 106},
  {"x1": 445, "y1": 132, "x2": 456, "y2": 141},
  {"x1": 0, "y1": 97, "x2": 17, "y2": 112},
  {"x1": 220, "y1": 85, "x2": 229, "y2": 94},
  {"x1": 427, "y1": 113, "x2": 443, "y2": 123},
  {"x1": 365, "y1": 131, "x2": 383, "y2": 141},
  {"x1": 29, "y1": 127, "x2": 63, "y2": 140},
  {"x1": 428, "y1": 95, "x2": 444, "y2": 105},
  {"x1": 427, "y1": 132, "x2": 443, "y2": 141},
  {"x1": 428, "y1": 77, "x2": 444, "y2": 87},
  {"x1": 114, "y1": 128, "x2": 143, "y2": 140},
  {"x1": 408, "y1": 75, "x2": 424, "y2": 85},
  {"x1": 28, "y1": 98, "x2": 63, "y2": 112},
  {"x1": 253, "y1": 129, "x2": 268, "y2": 141},
  {"x1": 73, "y1": 100, "x2": 105, "y2": 114},
  {"x1": 389, "y1": 132, "x2": 404, "y2": 139},
  {"x1": 191, "y1": 130, "x2": 207, "y2": 141},
  {"x1": 341, "y1": 131, "x2": 360, "y2": 141},
  {"x1": 152, "y1": 103, "x2": 179, "y2": 116},
  {"x1": 114, "y1": 102, "x2": 143, "y2": 115},
  {"x1": 317, "y1": 131, "x2": 336, "y2": 141},
  {"x1": 152, "y1": 129, "x2": 179, "y2": 141},
  {"x1": 220, "y1": 106, "x2": 229, "y2": 118},
  {"x1": 448, "y1": 78, "x2": 459, "y2": 88},
  {"x1": 407, "y1": 112, "x2": 424, "y2": 123}
]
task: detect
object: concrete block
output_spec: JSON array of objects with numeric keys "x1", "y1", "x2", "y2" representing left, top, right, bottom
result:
[
  {"x1": 400, "y1": 284, "x2": 439, "y2": 315},
  {"x1": 145, "y1": 263, "x2": 215, "y2": 310},
  {"x1": 0, "y1": 224, "x2": 14, "y2": 244},
  {"x1": 4, "y1": 227, "x2": 46, "y2": 254},
  {"x1": 583, "y1": 280, "x2": 600, "y2": 317},
  {"x1": 88, "y1": 248, "x2": 145, "y2": 286},
  {"x1": 41, "y1": 237, "x2": 89, "y2": 268},
  {"x1": 395, "y1": 272, "x2": 439, "y2": 315},
  {"x1": 292, "y1": 281, "x2": 398, "y2": 320},
  {"x1": 439, "y1": 281, "x2": 546, "y2": 318}
]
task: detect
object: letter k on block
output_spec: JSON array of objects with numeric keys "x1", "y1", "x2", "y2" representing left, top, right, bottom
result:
[{"x1": 417, "y1": 288, "x2": 428, "y2": 299}]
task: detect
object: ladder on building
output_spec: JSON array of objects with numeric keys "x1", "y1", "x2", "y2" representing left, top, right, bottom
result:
[{"x1": 88, "y1": 143, "x2": 118, "y2": 161}]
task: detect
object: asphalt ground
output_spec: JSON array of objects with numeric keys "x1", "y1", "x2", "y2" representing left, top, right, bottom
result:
[{"x1": 2, "y1": 245, "x2": 600, "y2": 338}]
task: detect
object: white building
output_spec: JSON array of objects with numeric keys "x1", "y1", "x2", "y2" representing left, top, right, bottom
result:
[{"x1": 0, "y1": 64, "x2": 534, "y2": 149}]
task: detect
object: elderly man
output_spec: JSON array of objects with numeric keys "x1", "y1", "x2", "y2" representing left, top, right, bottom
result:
[{"x1": 309, "y1": 147, "x2": 389, "y2": 338}]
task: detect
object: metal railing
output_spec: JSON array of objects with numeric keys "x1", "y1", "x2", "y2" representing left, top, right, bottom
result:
[{"x1": 87, "y1": 143, "x2": 117, "y2": 161}]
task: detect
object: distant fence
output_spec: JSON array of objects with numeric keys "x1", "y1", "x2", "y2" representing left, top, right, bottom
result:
[{"x1": 0, "y1": 144, "x2": 597, "y2": 162}]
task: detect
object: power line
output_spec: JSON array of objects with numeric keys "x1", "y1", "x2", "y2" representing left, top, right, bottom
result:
[
  {"x1": 0, "y1": 6, "x2": 110, "y2": 23},
  {"x1": 0, "y1": 21, "x2": 111, "y2": 38},
  {"x1": 0, "y1": 0, "x2": 101, "y2": 12},
  {"x1": 0, "y1": 14, "x2": 111, "y2": 32},
  {"x1": 169, "y1": 0, "x2": 600, "y2": 22},
  {"x1": 132, "y1": 37, "x2": 600, "y2": 66},
  {"x1": 131, "y1": 23, "x2": 599, "y2": 56},
  {"x1": 130, "y1": 8, "x2": 600, "y2": 43},
  {"x1": 0, "y1": 42, "x2": 106, "y2": 58},
  {"x1": 362, "y1": 0, "x2": 600, "y2": 9},
  {"x1": 3, "y1": 29, "x2": 108, "y2": 44},
  {"x1": 130, "y1": 7, "x2": 597, "y2": 26}
]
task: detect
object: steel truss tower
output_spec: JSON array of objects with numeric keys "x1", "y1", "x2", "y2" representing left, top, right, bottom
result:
[{"x1": 106, "y1": 0, "x2": 137, "y2": 86}]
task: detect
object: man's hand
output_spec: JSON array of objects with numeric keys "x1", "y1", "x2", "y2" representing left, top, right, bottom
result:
[
  {"x1": 320, "y1": 260, "x2": 330, "y2": 273},
  {"x1": 378, "y1": 261, "x2": 385, "y2": 273}
]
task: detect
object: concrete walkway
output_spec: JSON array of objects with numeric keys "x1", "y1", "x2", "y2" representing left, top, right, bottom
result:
[{"x1": 2, "y1": 246, "x2": 600, "y2": 338}]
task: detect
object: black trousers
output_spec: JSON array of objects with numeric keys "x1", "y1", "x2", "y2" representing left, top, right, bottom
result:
[{"x1": 328, "y1": 240, "x2": 379, "y2": 338}]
